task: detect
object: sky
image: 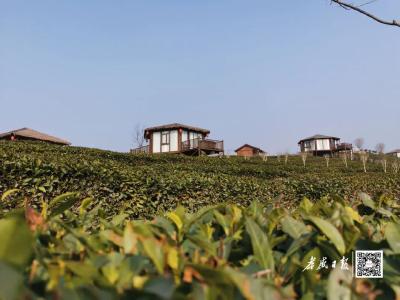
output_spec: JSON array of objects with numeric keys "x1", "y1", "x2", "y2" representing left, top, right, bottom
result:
[{"x1": 1, "y1": 0, "x2": 399, "y2": 154}]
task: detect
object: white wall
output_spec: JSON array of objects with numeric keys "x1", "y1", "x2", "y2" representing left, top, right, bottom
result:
[
  {"x1": 316, "y1": 139, "x2": 331, "y2": 151},
  {"x1": 170, "y1": 130, "x2": 178, "y2": 152},
  {"x1": 182, "y1": 130, "x2": 188, "y2": 142},
  {"x1": 304, "y1": 140, "x2": 315, "y2": 152},
  {"x1": 310, "y1": 140, "x2": 316, "y2": 151},
  {"x1": 161, "y1": 144, "x2": 169, "y2": 152},
  {"x1": 152, "y1": 129, "x2": 203, "y2": 153},
  {"x1": 152, "y1": 132, "x2": 160, "y2": 153}
]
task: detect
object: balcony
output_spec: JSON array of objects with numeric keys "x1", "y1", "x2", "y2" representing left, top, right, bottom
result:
[
  {"x1": 336, "y1": 143, "x2": 353, "y2": 152},
  {"x1": 182, "y1": 138, "x2": 224, "y2": 155}
]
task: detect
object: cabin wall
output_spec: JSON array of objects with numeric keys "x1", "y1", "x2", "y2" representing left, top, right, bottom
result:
[
  {"x1": 182, "y1": 130, "x2": 188, "y2": 142},
  {"x1": 152, "y1": 132, "x2": 161, "y2": 153},
  {"x1": 236, "y1": 147, "x2": 256, "y2": 157},
  {"x1": 301, "y1": 139, "x2": 336, "y2": 153},
  {"x1": 149, "y1": 128, "x2": 206, "y2": 154},
  {"x1": 170, "y1": 130, "x2": 178, "y2": 152},
  {"x1": 302, "y1": 140, "x2": 316, "y2": 152},
  {"x1": 310, "y1": 140, "x2": 316, "y2": 151},
  {"x1": 316, "y1": 139, "x2": 331, "y2": 151},
  {"x1": 151, "y1": 130, "x2": 179, "y2": 153}
]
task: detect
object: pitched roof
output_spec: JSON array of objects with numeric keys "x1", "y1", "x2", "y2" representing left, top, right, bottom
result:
[
  {"x1": 144, "y1": 123, "x2": 210, "y2": 135},
  {"x1": 235, "y1": 144, "x2": 265, "y2": 153},
  {"x1": 0, "y1": 128, "x2": 71, "y2": 145},
  {"x1": 298, "y1": 134, "x2": 340, "y2": 144},
  {"x1": 387, "y1": 149, "x2": 400, "y2": 154}
]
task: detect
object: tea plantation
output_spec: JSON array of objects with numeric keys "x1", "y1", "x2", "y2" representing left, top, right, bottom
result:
[
  {"x1": 1, "y1": 141, "x2": 400, "y2": 218},
  {"x1": 0, "y1": 141, "x2": 400, "y2": 299}
]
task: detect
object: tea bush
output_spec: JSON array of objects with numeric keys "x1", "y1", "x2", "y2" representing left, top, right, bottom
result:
[
  {"x1": 1, "y1": 142, "x2": 400, "y2": 299},
  {"x1": 1, "y1": 141, "x2": 400, "y2": 219},
  {"x1": 0, "y1": 192, "x2": 399, "y2": 299}
]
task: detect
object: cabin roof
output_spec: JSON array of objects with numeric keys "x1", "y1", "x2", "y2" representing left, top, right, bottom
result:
[
  {"x1": 387, "y1": 149, "x2": 400, "y2": 154},
  {"x1": 298, "y1": 134, "x2": 340, "y2": 144},
  {"x1": 0, "y1": 128, "x2": 71, "y2": 145},
  {"x1": 144, "y1": 123, "x2": 210, "y2": 135},
  {"x1": 235, "y1": 144, "x2": 265, "y2": 153}
]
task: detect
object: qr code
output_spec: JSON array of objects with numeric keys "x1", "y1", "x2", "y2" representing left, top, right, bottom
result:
[{"x1": 355, "y1": 250, "x2": 383, "y2": 278}]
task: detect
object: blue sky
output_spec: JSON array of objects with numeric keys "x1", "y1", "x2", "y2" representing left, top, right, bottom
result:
[{"x1": 1, "y1": 0, "x2": 399, "y2": 154}]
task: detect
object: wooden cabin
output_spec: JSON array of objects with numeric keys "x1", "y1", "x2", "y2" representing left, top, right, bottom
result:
[
  {"x1": 0, "y1": 128, "x2": 71, "y2": 145},
  {"x1": 131, "y1": 123, "x2": 224, "y2": 155},
  {"x1": 235, "y1": 144, "x2": 265, "y2": 158},
  {"x1": 298, "y1": 134, "x2": 340, "y2": 156},
  {"x1": 387, "y1": 149, "x2": 400, "y2": 158}
]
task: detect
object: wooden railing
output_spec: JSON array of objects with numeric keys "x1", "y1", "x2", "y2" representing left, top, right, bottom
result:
[
  {"x1": 336, "y1": 143, "x2": 353, "y2": 151},
  {"x1": 130, "y1": 145, "x2": 149, "y2": 154},
  {"x1": 182, "y1": 138, "x2": 224, "y2": 152}
]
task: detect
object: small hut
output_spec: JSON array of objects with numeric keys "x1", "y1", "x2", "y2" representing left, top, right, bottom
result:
[
  {"x1": 131, "y1": 123, "x2": 224, "y2": 155},
  {"x1": 387, "y1": 149, "x2": 400, "y2": 158},
  {"x1": 0, "y1": 128, "x2": 71, "y2": 145},
  {"x1": 235, "y1": 144, "x2": 265, "y2": 158}
]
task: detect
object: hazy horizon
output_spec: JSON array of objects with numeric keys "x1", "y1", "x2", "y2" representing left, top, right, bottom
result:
[{"x1": 1, "y1": 1, "x2": 399, "y2": 154}]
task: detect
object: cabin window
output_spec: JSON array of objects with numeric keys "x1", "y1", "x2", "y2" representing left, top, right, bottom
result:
[{"x1": 161, "y1": 131, "x2": 170, "y2": 145}]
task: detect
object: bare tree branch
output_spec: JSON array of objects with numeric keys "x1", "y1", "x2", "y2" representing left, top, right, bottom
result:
[
  {"x1": 358, "y1": 0, "x2": 379, "y2": 8},
  {"x1": 331, "y1": 0, "x2": 400, "y2": 27},
  {"x1": 133, "y1": 123, "x2": 146, "y2": 148}
]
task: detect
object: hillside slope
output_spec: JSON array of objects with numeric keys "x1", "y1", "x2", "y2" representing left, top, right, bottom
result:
[{"x1": 1, "y1": 141, "x2": 399, "y2": 217}]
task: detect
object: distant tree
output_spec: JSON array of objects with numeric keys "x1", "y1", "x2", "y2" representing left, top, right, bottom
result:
[
  {"x1": 331, "y1": 0, "x2": 399, "y2": 28},
  {"x1": 375, "y1": 143, "x2": 385, "y2": 154},
  {"x1": 324, "y1": 155, "x2": 330, "y2": 168},
  {"x1": 354, "y1": 138, "x2": 364, "y2": 151},
  {"x1": 300, "y1": 152, "x2": 308, "y2": 168},
  {"x1": 376, "y1": 143, "x2": 387, "y2": 173},
  {"x1": 284, "y1": 152, "x2": 289, "y2": 165},
  {"x1": 133, "y1": 124, "x2": 146, "y2": 148},
  {"x1": 359, "y1": 151, "x2": 369, "y2": 173},
  {"x1": 392, "y1": 161, "x2": 399, "y2": 174},
  {"x1": 260, "y1": 152, "x2": 268, "y2": 162}
]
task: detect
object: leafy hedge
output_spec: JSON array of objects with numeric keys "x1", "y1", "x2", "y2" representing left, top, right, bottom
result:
[
  {"x1": 0, "y1": 191, "x2": 399, "y2": 299},
  {"x1": 1, "y1": 141, "x2": 400, "y2": 218}
]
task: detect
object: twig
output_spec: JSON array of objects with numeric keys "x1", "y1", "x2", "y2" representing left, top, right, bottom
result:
[{"x1": 331, "y1": 0, "x2": 400, "y2": 27}]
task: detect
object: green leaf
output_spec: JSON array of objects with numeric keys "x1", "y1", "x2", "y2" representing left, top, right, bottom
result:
[
  {"x1": 1, "y1": 189, "x2": 20, "y2": 201},
  {"x1": 79, "y1": 197, "x2": 93, "y2": 215},
  {"x1": 245, "y1": 217, "x2": 275, "y2": 272},
  {"x1": 307, "y1": 216, "x2": 346, "y2": 255},
  {"x1": 344, "y1": 207, "x2": 362, "y2": 223},
  {"x1": 360, "y1": 193, "x2": 376, "y2": 210},
  {"x1": 0, "y1": 215, "x2": 33, "y2": 267},
  {"x1": 166, "y1": 211, "x2": 183, "y2": 232},
  {"x1": 299, "y1": 197, "x2": 314, "y2": 214},
  {"x1": 281, "y1": 216, "x2": 308, "y2": 239},
  {"x1": 214, "y1": 210, "x2": 230, "y2": 235},
  {"x1": 140, "y1": 238, "x2": 165, "y2": 275},
  {"x1": 377, "y1": 207, "x2": 393, "y2": 217},
  {"x1": 111, "y1": 213, "x2": 128, "y2": 226},
  {"x1": 65, "y1": 261, "x2": 98, "y2": 279},
  {"x1": 0, "y1": 261, "x2": 24, "y2": 300},
  {"x1": 327, "y1": 267, "x2": 352, "y2": 300},
  {"x1": 48, "y1": 192, "x2": 80, "y2": 217},
  {"x1": 187, "y1": 234, "x2": 217, "y2": 256},
  {"x1": 143, "y1": 277, "x2": 175, "y2": 300},
  {"x1": 123, "y1": 223, "x2": 137, "y2": 254},
  {"x1": 386, "y1": 223, "x2": 400, "y2": 253}
]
